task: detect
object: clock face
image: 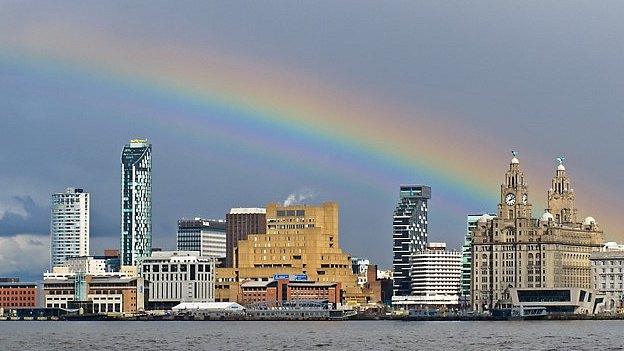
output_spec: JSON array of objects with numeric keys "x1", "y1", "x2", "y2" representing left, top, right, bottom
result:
[
  {"x1": 505, "y1": 193, "x2": 516, "y2": 206},
  {"x1": 522, "y1": 194, "x2": 528, "y2": 205}
]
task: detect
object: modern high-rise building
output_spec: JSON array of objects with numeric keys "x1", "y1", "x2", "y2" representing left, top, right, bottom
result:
[
  {"x1": 392, "y1": 185, "x2": 431, "y2": 297},
  {"x1": 471, "y1": 155, "x2": 604, "y2": 311},
  {"x1": 177, "y1": 218, "x2": 227, "y2": 258},
  {"x1": 225, "y1": 208, "x2": 266, "y2": 268},
  {"x1": 50, "y1": 187, "x2": 90, "y2": 268},
  {"x1": 461, "y1": 213, "x2": 495, "y2": 304},
  {"x1": 120, "y1": 139, "x2": 152, "y2": 266}
]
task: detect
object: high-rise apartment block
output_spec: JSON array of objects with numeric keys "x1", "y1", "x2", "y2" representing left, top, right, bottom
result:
[
  {"x1": 120, "y1": 139, "x2": 152, "y2": 266},
  {"x1": 471, "y1": 155, "x2": 604, "y2": 311},
  {"x1": 392, "y1": 185, "x2": 431, "y2": 297},
  {"x1": 225, "y1": 208, "x2": 266, "y2": 268},
  {"x1": 50, "y1": 187, "x2": 90, "y2": 268},
  {"x1": 177, "y1": 218, "x2": 227, "y2": 258}
]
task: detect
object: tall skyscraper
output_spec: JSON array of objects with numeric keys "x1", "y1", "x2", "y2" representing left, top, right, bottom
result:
[
  {"x1": 392, "y1": 185, "x2": 431, "y2": 297},
  {"x1": 120, "y1": 139, "x2": 152, "y2": 266},
  {"x1": 177, "y1": 218, "x2": 227, "y2": 258},
  {"x1": 225, "y1": 208, "x2": 266, "y2": 268},
  {"x1": 50, "y1": 188, "x2": 90, "y2": 268}
]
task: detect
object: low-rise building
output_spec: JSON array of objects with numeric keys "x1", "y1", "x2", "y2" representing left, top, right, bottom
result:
[
  {"x1": 139, "y1": 251, "x2": 216, "y2": 310},
  {"x1": 43, "y1": 274, "x2": 145, "y2": 314},
  {"x1": 0, "y1": 281, "x2": 38, "y2": 309},
  {"x1": 590, "y1": 242, "x2": 624, "y2": 312},
  {"x1": 510, "y1": 287, "x2": 605, "y2": 315},
  {"x1": 240, "y1": 276, "x2": 342, "y2": 308},
  {"x1": 215, "y1": 268, "x2": 240, "y2": 302}
]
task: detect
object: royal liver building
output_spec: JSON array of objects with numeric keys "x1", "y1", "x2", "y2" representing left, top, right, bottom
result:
[
  {"x1": 470, "y1": 154, "x2": 604, "y2": 311},
  {"x1": 120, "y1": 139, "x2": 152, "y2": 266}
]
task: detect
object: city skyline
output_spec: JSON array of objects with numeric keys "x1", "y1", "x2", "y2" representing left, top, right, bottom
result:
[{"x1": 1, "y1": 2, "x2": 624, "y2": 280}]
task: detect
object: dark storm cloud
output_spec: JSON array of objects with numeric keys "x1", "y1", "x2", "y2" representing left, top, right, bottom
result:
[{"x1": 0, "y1": 196, "x2": 48, "y2": 236}]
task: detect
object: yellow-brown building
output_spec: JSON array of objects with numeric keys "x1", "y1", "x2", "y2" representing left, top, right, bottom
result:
[
  {"x1": 235, "y1": 202, "x2": 362, "y2": 301},
  {"x1": 471, "y1": 155, "x2": 604, "y2": 312}
]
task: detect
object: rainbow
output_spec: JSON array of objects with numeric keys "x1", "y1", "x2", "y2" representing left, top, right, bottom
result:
[{"x1": 2, "y1": 26, "x2": 613, "y2": 228}]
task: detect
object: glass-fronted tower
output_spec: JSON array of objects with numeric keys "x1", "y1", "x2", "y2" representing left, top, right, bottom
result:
[
  {"x1": 120, "y1": 139, "x2": 152, "y2": 266},
  {"x1": 392, "y1": 184, "x2": 431, "y2": 297},
  {"x1": 50, "y1": 187, "x2": 90, "y2": 268}
]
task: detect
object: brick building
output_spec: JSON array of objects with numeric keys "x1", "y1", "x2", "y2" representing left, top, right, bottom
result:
[{"x1": 0, "y1": 282, "x2": 38, "y2": 309}]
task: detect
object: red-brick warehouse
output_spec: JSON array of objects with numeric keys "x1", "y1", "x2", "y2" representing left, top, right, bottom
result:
[{"x1": 0, "y1": 281, "x2": 38, "y2": 309}]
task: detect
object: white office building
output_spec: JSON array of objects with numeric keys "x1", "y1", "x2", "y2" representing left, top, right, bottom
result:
[
  {"x1": 393, "y1": 242, "x2": 461, "y2": 308},
  {"x1": 139, "y1": 251, "x2": 216, "y2": 310},
  {"x1": 590, "y1": 242, "x2": 624, "y2": 312},
  {"x1": 50, "y1": 188, "x2": 90, "y2": 268},
  {"x1": 177, "y1": 218, "x2": 227, "y2": 258}
]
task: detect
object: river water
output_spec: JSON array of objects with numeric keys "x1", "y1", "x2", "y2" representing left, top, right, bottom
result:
[{"x1": 0, "y1": 320, "x2": 621, "y2": 350}]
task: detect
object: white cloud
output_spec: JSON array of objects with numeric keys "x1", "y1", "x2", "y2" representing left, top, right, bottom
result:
[
  {"x1": 283, "y1": 189, "x2": 315, "y2": 206},
  {"x1": 0, "y1": 234, "x2": 49, "y2": 277}
]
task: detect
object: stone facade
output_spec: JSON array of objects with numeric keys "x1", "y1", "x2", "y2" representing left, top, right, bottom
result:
[{"x1": 471, "y1": 155, "x2": 604, "y2": 311}]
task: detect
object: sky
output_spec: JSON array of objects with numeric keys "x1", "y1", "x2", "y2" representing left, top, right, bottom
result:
[{"x1": 1, "y1": 1, "x2": 623, "y2": 280}]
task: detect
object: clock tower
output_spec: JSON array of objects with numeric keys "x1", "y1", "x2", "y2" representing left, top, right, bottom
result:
[
  {"x1": 498, "y1": 152, "x2": 532, "y2": 220},
  {"x1": 547, "y1": 157, "x2": 577, "y2": 225}
]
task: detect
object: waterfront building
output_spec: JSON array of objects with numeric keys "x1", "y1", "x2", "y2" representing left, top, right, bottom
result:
[
  {"x1": 177, "y1": 218, "x2": 227, "y2": 258},
  {"x1": 461, "y1": 214, "x2": 495, "y2": 305},
  {"x1": 471, "y1": 155, "x2": 604, "y2": 312},
  {"x1": 240, "y1": 277, "x2": 342, "y2": 307},
  {"x1": 225, "y1": 208, "x2": 266, "y2": 268},
  {"x1": 139, "y1": 251, "x2": 216, "y2": 310},
  {"x1": 99, "y1": 249, "x2": 121, "y2": 272},
  {"x1": 392, "y1": 185, "x2": 431, "y2": 297},
  {"x1": 0, "y1": 281, "x2": 37, "y2": 309},
  {"x1": 43, "y1": 274, "x2": 145, "y2": 314},
  {"x1": 510, "y1": 287, "x2": 605, "y2": 315},
  {"x1": 50, "y1": 187, "x2": 90, "y2": 268},
  {"x1": 590, "y1": 242, "x2": 624, "y2": 312},
  {"x1": 120, "y1": 139, "x2": 152, "y2": 266},
  {"x1": 235, "y1": 202, "x2": 361, "y2": 302},
  {"x1": 393, "y1": 242, "x2": 461, "y2": 309}
]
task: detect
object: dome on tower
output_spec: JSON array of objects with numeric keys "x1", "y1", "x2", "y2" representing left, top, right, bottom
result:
[
  {"x1": 557, "y1": 164, "x2": 566, "y2": 171},
  {"x1": 511, "y1": 157, "x2": 519, "y2": 164},
  {"x1": 583, "y1": 216, "x2": 596, "y2": 226},
  {"x1": 540, "y1": 212, "x2": 554, "y2": 222},
  {"x1": 478, "y1": 214, "x2": 494, "y2": 223}
]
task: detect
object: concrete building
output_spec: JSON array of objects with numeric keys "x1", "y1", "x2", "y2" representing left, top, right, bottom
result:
[
  {"x1": 393, "y1": 242, "x2": 461, "y2": 309},
  {"x1": 225, "y1": 208, "x2": 266, "y2": 268},
  {"x1": 120, "y1": 139, "x2": 152, "y2": 266},
  {"x1": 461, "y1": 214, "x2": 495, "y2": 305},
  {"x1": 214, "y1": 268, "x2": 240, "y2": 303},
  {"x1": 471, "y1": 155, "x2": 604, "y2": 312},
  {"x1": 50, "y1": 188, "x2": 89, "y2": 268},
  {"x1": 590, "y1": 242, "x2": 624, "y2": 312},
  {"x1": 235, "y1": 202, "x2": 361, "y2": 301},
  {"x1": 392, "y1": 185, "x2": 431, "y2": 297},
  {"x1": 43, "y1": 274, "x2": 145, "y2": 314},
  {"x1": 0, "y1": 281, "x2": 37, "y2": 309},
  {"x1": 139, "y1": 251, "x2": 216, "y2": 310},
  {"x1": 177, "y1": 218, "x2": 227, "y2": 258}
]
